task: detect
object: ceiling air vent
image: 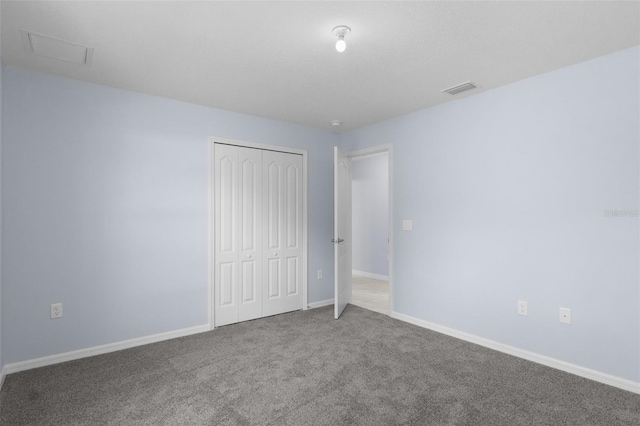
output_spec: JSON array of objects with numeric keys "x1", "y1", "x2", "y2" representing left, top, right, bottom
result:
[
  {"x1": 442, "y1": 81, "x2": 477, "y2": 95},
  {"x1": 20, "y1": 29, "x2": 93, "y2": 66}
]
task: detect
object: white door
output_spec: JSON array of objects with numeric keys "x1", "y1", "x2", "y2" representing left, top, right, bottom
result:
[
  {"x1": 334, "y1": 146, "x2": 352, "y2": 319},
  {"x1": 238, "y1": 147, "x2": 263, "y2": 322},
  {"x1": 262, "y1": 151, "x2": 303, "y2": 317},
  {"x1": 214, "y1": 145, "x2": 263, "y2": 326},
  {"x1": 214, "y1": 144, "x2": 240, "y2": 326}
]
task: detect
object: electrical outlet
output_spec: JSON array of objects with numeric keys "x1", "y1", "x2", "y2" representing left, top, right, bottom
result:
[
  {"x1": 559, "y1": 308, "x2": 571, "y2": 324},
  {"x1": 402, "y1": 220, "x2": 412, "y2": 231},
  {"x1": 517, "y1": 300, "x2": 528, "y2": 316},
  {"x1": 50, "y1": 303, "x2": 63, "y2": 319},
  {"x1": 317, "y1": 269, "x2": 323, "y2": 280}
]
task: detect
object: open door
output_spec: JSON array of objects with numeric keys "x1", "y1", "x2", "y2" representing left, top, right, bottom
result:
[{"x1": 334, "y1": 146, "x2": 352, "y2": 319}]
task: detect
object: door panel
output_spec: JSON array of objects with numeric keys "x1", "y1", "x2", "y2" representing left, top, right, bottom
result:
[
  {"x1": 237, "y1": 147, "x2": 263, "y2": 322},
  {"x1": 334, "y1": 146, "x2": 352, "y2": 319},
  {"x1": 286, "y1": 256, "x2": 298, "y2": 295},
  {"x1": 263, "y1": 151, "x2": 303, "y2": 316},
  {"x1": 286, "y1": 163, "x2": 300, "y2": 249},
  {"x1": 281, "y1": 153, "x2": 303, "y2": 311},
  {"x1": 266, "y1": 159, "x2": 281, "y2": 251},
  {"x1": 263, "y1": 151, "x2": 284, "y2": 314},
  {"x1": 219, "y1": 262, "x2": 235, "y2": 306},
  {"x1": 219, "y1": 156, "x2": 235, "y2": 253},
  {"x1": 268, "y1": 258, "x2": 280, "y2": 298},
  {"x1": 241, "y1": 159, "x2": 257, "y2": 252},
  {"x1": 241, "y1": 260, "x2": 256, "y2": 302},
  {"x1": 214, "y1": 144, "x2": 240, "y2": 326}
]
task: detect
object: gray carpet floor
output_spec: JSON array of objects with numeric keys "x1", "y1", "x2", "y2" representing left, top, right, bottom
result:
[{"x1": 1, "y1": 305, "x2": 639, "y2": 425}]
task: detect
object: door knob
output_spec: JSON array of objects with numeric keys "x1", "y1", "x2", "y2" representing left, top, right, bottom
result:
[
  {"x1": 246, "y1": 254, "x2": 252, "y2": 258},
  {"x1": 273, "y1": 252, "x2": 278, "y2": 256},
  {"x1": 331, "y1": 238, "x2": 345, "y2": 244}
]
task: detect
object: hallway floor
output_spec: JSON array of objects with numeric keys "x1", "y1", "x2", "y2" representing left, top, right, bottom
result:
[{"x1": 351, "y1": 275, "x2": 389, "y2": 315}]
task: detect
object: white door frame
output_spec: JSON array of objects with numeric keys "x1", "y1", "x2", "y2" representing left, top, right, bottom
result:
[
  {"x1": 346, "y1": 144, "x2": 394, "y2": 315},
  {"x1": 209, "y1": 137, "x2": 309, "y2": 330}
]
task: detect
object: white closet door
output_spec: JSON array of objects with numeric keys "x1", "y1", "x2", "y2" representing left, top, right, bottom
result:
[
  {"x1": 281, "y1": 153, "x2": 304, "y2": 313},
  {"x1": 214, "y1": 144, "x2": 240, "y2": 326},
  {"x1": 263, "y1": 151, "x2": 303, "y2": 316},
  {"x1": 215, "y1": 145, "x2": 263, "y2": 326},
  {"x1": 215, "y1": 143, "x2": 302, "y2": 326},
  {"x1": 238, "y1": 147, "x2": 263, "y2": 322}
]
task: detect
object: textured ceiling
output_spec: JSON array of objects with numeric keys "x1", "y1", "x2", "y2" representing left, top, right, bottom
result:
[{"x1": 2, "y1": 1, "x2": 639, "y2": 132}]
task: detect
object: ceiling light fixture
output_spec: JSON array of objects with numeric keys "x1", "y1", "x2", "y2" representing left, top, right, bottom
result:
[
  {"x1": 332, "y1": 25, "x2": 351, "y2": 53},
  {"x1": 331, "y1": 120, "x2": 342, "y2": 127}
]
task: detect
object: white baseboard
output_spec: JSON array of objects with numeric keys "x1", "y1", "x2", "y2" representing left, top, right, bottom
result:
[
  {"x1": 308, "y1": 299, "x2": 333, "y2": 309},
  {"x1": 3, "y1": 323, "x2": 210, "y2": 378},
  {"x1": 5, "y1": 312, "x2": 637, "y2": 396},
  {"x1": 390, "y1": 311, "x2": 640, "y2": 395},
  {"x1": 352, "y1": 270, "x2": 389, "y2": 281}
]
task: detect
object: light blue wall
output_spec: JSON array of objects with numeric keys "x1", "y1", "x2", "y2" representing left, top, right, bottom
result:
[
  {"x1": 2, "y1": 46, "x2": 638, "y2": 385},
  {"x1": 341, "y1": 47, "x2": 640, "y2": 382},
  {"x1": 2, "y1": 67, "x2": 336, "y2": 364},
  {"x1": 0, "y1": 56, "x2": 4, "y2": 375},
  {"x1": 351, "y1": 153, "x2": 388, "y2": 277}
]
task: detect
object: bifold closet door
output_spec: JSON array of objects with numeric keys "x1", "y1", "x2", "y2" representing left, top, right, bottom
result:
[
  {"x1": 214, "y1": 144, "x2": 263, "y2": 327},
  {"x1": 262, "y1": 151, "x2": 303, "y2": 317}
]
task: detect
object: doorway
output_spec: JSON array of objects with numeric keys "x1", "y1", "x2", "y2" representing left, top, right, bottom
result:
[{"x1": 348, "y1": 146, "x2": 392, "y2": 316}]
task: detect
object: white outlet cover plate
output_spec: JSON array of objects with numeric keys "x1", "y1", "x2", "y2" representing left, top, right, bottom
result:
[
  {"x1": 50, "y1": 303, "x2": 63, "y2": 319},
  {"x1": 403, "y1": 220, "x2": 412, "y2": 231},
  {"x1": 559, "y1": 307, "x2": 571, "y2": 324},
  {"x1": 517, "y1": 300, "x2": 528, "y2": 316}
]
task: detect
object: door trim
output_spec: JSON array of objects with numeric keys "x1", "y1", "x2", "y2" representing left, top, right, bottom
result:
[
  {"x1": 346, "y1": 144, "x2": 394, "y2": 315},
  {"x1": 209, "y1": 136, "x2": 309, "y2": 330}
]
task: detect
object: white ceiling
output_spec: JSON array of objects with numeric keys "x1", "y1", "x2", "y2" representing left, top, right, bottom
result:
[{"x1": 2, "y1": 1, "x2": 639, "y2": 132}]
